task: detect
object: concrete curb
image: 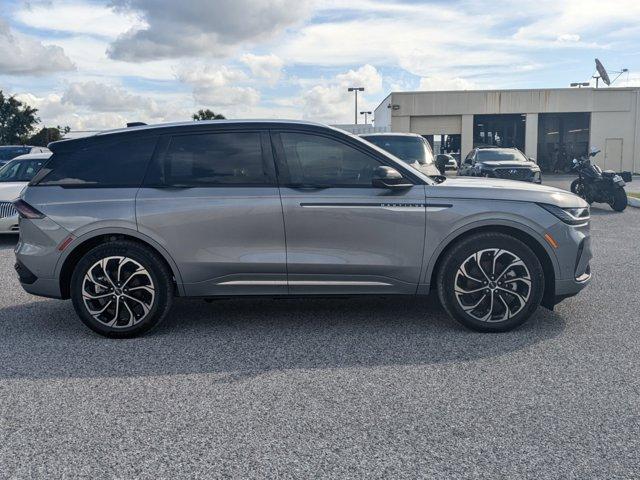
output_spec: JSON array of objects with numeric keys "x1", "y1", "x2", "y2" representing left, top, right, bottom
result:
[{"x1": 628, "y1": 196, "x2": 640, "y2": 208}]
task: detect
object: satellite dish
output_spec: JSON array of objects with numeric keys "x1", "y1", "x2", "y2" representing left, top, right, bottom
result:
[{"x1": 595, "y1": 58, "x2": 611, "y2": 86}]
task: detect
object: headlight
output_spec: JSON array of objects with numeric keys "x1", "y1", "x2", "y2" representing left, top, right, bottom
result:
[{"x1": 538, "y1": 203, "x2": 590, "y2": 225}]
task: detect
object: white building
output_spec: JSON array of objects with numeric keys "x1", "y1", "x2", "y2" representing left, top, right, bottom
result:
[{"x1": 374, "y1": 87, "x2": 640, "y2": 173}]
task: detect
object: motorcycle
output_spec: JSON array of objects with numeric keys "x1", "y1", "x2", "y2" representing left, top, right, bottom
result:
[{"x1": 570, "y1": 147, "x2": 630, "y2": 212}]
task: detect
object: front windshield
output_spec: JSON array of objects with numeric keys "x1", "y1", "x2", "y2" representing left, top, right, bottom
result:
[
  {"x1": 364, "y1": 136, "x2": 435, "y2": 165},
  {"x1": 0, "y1": 159, "x2": 47, "y2": 182},
  {"x1": 477, "y1": 149, "x2": 527, "y2": 162},
  {"x1": 0, "y1": 147, "x2": 29, "y2": 161}
]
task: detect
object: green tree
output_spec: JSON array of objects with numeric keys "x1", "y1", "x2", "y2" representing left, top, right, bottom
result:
[
  {"x1": 28, "y1": 125, "x2": 71, "y2": 147},
  {"x1": 192, "y1": 109, "x2": 226, "y2": 121},
  {"x1": 0, "y1": 91, "x2": 40, "y2": 145}
]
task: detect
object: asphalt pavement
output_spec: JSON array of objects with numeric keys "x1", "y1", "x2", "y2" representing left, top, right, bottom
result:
[{"x1": 0, "y1": 182, "x2": 639, "y2": 478}]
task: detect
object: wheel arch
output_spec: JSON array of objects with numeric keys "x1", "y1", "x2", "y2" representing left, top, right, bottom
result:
[
  {"x1": 426, "y1": 222, "x2": 558, "y2": 309},
  {"x1": 56, "y1": 228, "x2": 185, "y2": 299}
]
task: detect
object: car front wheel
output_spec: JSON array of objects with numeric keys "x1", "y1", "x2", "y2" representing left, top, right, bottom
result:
[
  {"x1": 437, "y1": 232, "x2": 545, "y2": 332},
  {"x1": 70, "y1": 240, "x2": 174, "y2": 338}
]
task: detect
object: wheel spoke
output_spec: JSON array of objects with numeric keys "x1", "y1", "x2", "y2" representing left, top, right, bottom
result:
[
  {"x1": 127, "y1": 285, "x2": 155, "y2": 295},
  {"x1": 87, "y1": 268, "x2": 110, "y2": 290},
  {"x1": 121, "y1": 268, "x2": 149, "y2": 288},
  {"x1": 87, "y1": 299, "x2": 113, "y2": 315},
  {"x1": 122, "y1": 293, "x2": 151, "y2": 316},
  {"x1": 100, "y1": 259, "x2": 117, "y2": 289},
  {"x1": 474, "y1": 252, "x2": 491, "y2": 281},
  {"x1": 105, "y1": 298, "x2": 121, "y2": 327},
  {"x1": 121, "y1": 299, "x2": 136, "y2": 327},
  {"x1": 497, "y1": 286, "x2": 528, "y2": 307},
  {"x1": 458, "y1": 261, "x2": 484, "y2": 284},
  {"x1": 82, "y1": 291, "x2": 113, "y2": 300}
]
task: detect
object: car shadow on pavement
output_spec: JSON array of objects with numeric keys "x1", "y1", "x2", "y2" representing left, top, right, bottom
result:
[
  {"x1": 0, "y1": 295, "x2": 566, "y2": 380},
  {"x1": 0, "y1": 235, "x2": 17, "y2": 251}
]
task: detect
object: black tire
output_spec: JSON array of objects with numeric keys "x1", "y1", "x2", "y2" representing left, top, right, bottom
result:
[
  {"x1": 70, "y1": 240, "x2": 174, "y2": 338},
  {"x1": 570, "y1": 179, "x2": 592, "y2": 204},
  {"x1": 437, "y1": 232, "x2": 545, "y2": 332},
  {"x1": 570, "y1": 179, "x2": 581, "y2": 194},
  {"x1": 610, "y1": 187, "x2": 627, "y2": 212}
]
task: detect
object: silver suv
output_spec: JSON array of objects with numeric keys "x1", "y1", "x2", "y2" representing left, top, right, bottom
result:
[{"x1": 14, "y1": 121, "x2": 592, "y2": 337}]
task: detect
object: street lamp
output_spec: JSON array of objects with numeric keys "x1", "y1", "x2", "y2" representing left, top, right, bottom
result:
[
  {"x1": 348, "y1": 87, "x2": 365, "y2": 124},
  {"x1": 360, "y1": 111, "x2": 372, "y2": 125}
]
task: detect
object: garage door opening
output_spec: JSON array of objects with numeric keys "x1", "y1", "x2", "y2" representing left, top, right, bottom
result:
[
  {"x1": 473, "y1": 114, "x2": 526, "y2": 151},
  {"x1": 537, "y1": 112, "x2": 590, "y2": 173}
]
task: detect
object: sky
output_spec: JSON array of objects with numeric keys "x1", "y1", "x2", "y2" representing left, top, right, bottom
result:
[{"x1": 1, "y1": 0, "x2": 640, "y2": 130}]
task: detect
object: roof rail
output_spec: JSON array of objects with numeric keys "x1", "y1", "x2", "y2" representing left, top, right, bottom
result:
[{"x1": 126, "y1": 122, "x2": 147, "y2": 128}]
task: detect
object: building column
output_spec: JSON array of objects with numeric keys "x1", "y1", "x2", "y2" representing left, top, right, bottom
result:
[
  {"x1": 525, "y1": 113, "x2": 538, "y2": 160},
  {"x1": 461, "y1": 115, "x2": 474, "y2": 156}
]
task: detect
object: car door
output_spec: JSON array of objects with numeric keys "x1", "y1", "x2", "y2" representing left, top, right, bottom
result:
[
  {"x1": 272, "y1": 130, "x2": 427, "y2": 295},
  {"x1": 136, "y1": 129, "x2": 287, "y2": 296},
  {"x1": 460, "y1": 151, "x2": 475, "y2": 175}
]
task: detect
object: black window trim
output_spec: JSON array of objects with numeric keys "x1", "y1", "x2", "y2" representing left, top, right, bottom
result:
[
  {"x1": 270, "y1": 129, "x2": 422, "y2": 189},
  {"x1": 142, "y1": 129, "x2": 277, "y2": 189}
]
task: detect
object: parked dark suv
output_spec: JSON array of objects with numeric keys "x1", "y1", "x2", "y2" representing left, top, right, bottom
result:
[
  {"x1": 459, "y1": 147, "x2": 541, "y2": 183},
  {"x1": 14, "y1": 121, "x2": 591, "y2": 337}
]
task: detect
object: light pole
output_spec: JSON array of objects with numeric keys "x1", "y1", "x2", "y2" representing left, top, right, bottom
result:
[
  {"x1": 348, "y1": 87, "x2": 364, "y2": 124},
  {"x1": 360, "y1": 111, "x2": 372, "y2": 125}
]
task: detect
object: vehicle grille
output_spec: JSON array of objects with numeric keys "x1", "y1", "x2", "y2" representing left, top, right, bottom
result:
[
  {"x1": 493, "y1": 168, "x2": 532, "y2": 181},
  {"x1": 0, "y1": 201, "x2": 18, "y2": 219}
]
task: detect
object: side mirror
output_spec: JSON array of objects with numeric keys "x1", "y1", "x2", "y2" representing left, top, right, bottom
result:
[
  {"x1": 372, "y1": 166, "x2": 413, "y2": 189},
  {"x1": 528, "y1": 157, "x2": 537, "y2": 163}
]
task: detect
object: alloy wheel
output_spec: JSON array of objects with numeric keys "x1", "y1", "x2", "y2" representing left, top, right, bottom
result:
[
  {"x1": 81, "y1": 256, "x2": 155, "y2": 328},
  {"x1": 454, "y1": 248, "x2": 532, "y2": 322}
]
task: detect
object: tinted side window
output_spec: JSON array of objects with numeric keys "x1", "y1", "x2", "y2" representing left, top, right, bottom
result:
[
  {"x1": 38, "y1": 136, "x2": 158, "y2": 187},
  {"x1": 148, "y1": 132, "x2": 270, "y2": 187},
  {"x1": 280, "y1": 133, "x2": 382, "y2": 187}
]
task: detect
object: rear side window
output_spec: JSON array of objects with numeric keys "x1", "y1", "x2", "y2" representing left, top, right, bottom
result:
[
  {"x1": 146, "y1": 132, "x2": 271, "y2": 187},
  {"x1": 36, "y1": 136, "x2": 158, "y2": 187}
]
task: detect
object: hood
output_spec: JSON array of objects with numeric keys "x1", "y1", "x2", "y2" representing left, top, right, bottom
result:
[
  {"x1": 430, "y1": 177, "x2": 588, "y2": 208},
  {"x1": 480, "y1": 160, "x2": 539, "y2": 169},
  {"x1": 0, "y1": 182, "x2": 27, "y2": 201}
]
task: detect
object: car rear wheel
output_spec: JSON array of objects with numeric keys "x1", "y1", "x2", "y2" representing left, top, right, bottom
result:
[
  {"x1": 437, "y1": 232, "x2": 544, "y2": 332},
  {"x1": 70, "y1": 240, "x2": 174, "y2": 338}
]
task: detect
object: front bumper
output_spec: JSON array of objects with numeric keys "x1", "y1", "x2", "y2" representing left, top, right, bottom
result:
[
  {"x1": 0, "y1": 214, "x2": 19, "y2": 234},
  {"x1": 547, "y1": 221, "x2": 592, "y2": 307}
]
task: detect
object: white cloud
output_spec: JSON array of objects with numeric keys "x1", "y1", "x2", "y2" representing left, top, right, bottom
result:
[
  {"x1": 177, "y1": 65, "x2": 260, "y2": 110},
  {"x1": 557, "y1": 33, "x2": 581, "y2": 43},
  {"x1": 418, "y1": 76, "x2": 477, "y2": 91},
  {"x1": 61, "y1": 81, "x2": 160, "y2": 114},
  {"x1": 0, "y1": 20, "x2": 74, "y2": 75},
  {"x1": 107, "y1": 0, "x2": 313, "y2": 61},
  {"x1": 241, "y1": 54, "x2": 284, "y2": 85},
  {"x1": 301, "y1": 64, "x2": 383, "y2": 123},
  {"x1": 12, "y1": 0, "x2": 145, "y2": 39}
]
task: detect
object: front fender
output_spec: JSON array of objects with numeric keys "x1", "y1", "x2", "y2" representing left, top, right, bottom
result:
[{"x1": 419, "y1": 200, "x2": 561, "y2": 292}]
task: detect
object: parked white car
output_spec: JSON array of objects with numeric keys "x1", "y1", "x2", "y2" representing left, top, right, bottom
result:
[{"x1": 0, "y1": 153, "x2": 50, "y2": 234}]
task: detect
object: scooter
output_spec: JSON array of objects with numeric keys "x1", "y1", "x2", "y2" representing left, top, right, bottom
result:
[{"x1": 570, "y1": 147, "x2": 630, "y2": 212}]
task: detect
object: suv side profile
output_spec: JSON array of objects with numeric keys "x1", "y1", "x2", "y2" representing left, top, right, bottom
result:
[{"x1": 14, "y1": 121, "x2": 591, "y2": 337}]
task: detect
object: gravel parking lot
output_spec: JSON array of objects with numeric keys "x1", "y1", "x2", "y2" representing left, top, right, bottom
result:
[{"x1": 1, "y1": 180, "x2": 639, "y2": 478}]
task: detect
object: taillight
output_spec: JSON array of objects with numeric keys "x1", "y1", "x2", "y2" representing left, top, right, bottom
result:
[{"x1": 13, "y1": 199, "x2": 45, "y2": 219}]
